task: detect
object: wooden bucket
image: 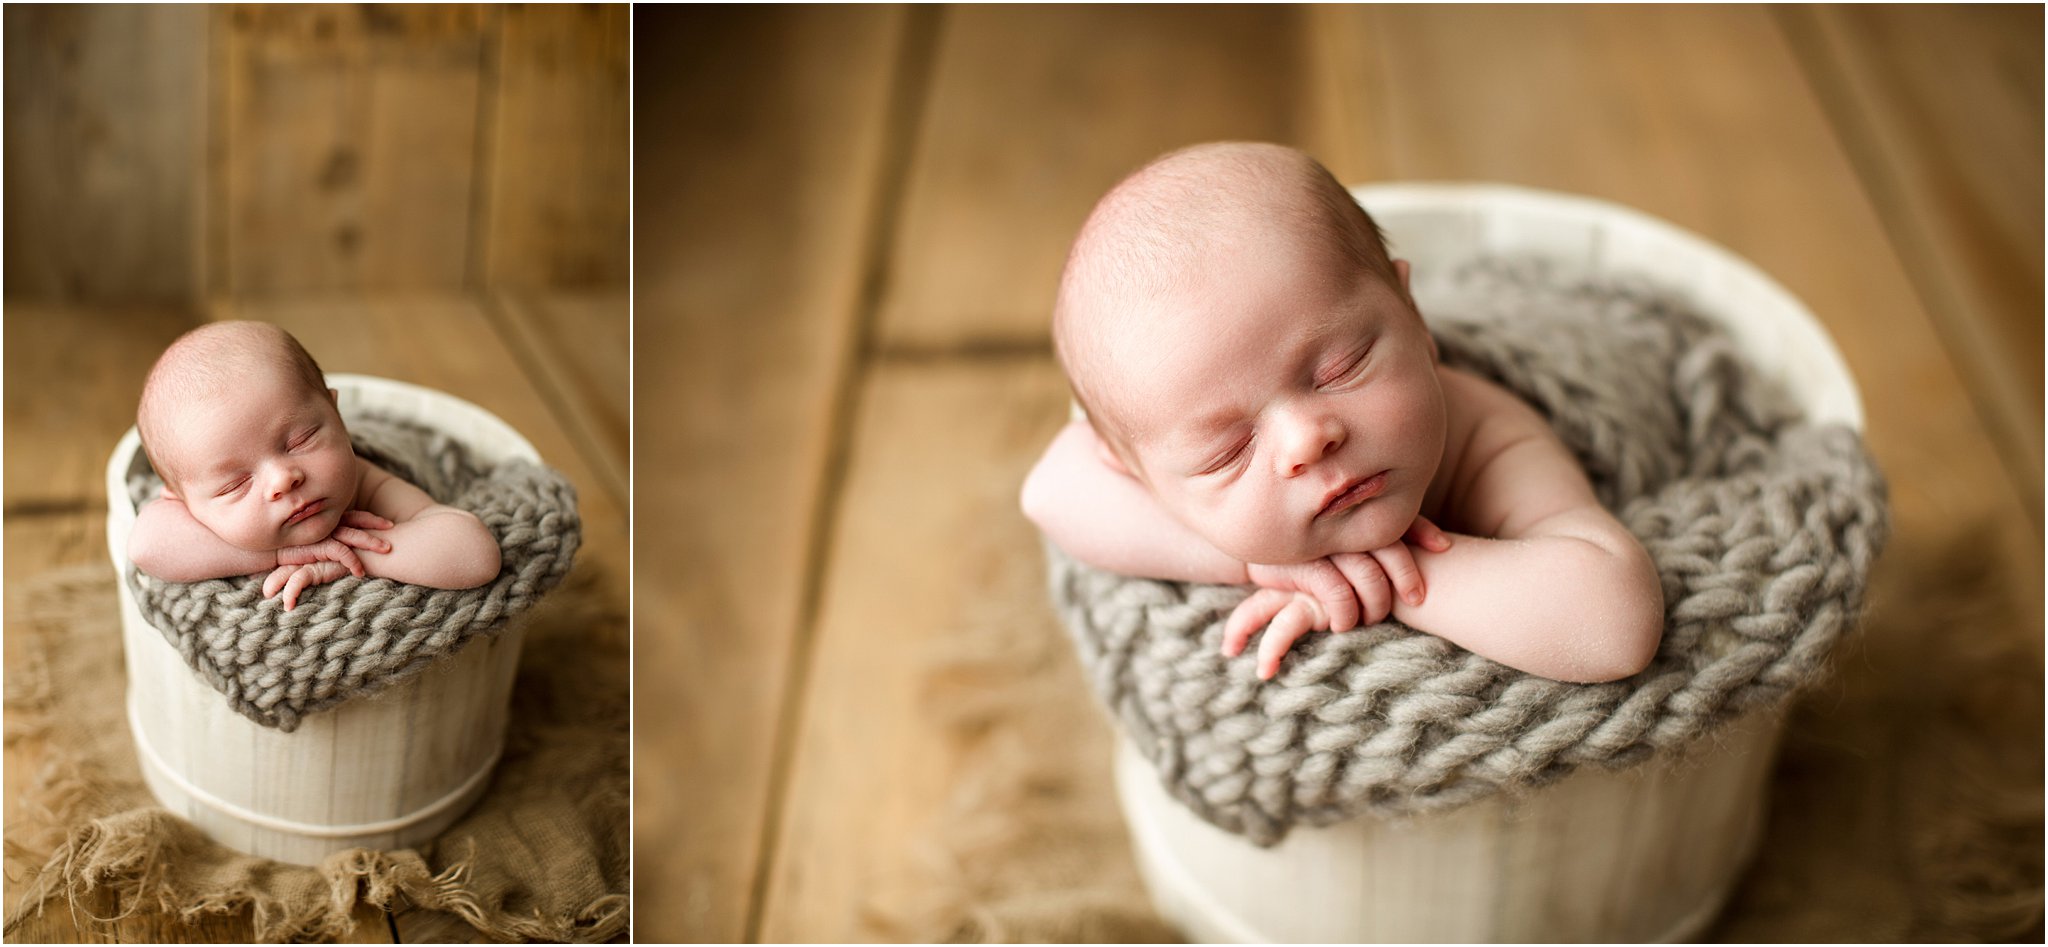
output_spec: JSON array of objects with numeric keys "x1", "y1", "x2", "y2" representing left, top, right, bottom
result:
[
  {"x1": 1114, "y1": 183, "x2": 1865, "y2": 943},
  {"x1": 105, "y1": 374, "x2": 536, "y2": 866}
]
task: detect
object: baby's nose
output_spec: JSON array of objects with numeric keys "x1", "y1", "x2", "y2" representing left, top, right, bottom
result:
[
  {"x1": 1279, "y1": 411, "x2": 1345, "y2": 477},
  {"x1": 265, "y1": 463, "x2": 305, "y2": 499}
]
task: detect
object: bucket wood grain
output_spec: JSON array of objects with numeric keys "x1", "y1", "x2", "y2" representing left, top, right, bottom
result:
[
  {"x1": 1111, "y1": 184, "x2": 1864, "y2": 942},
  {"x1": 106, "y1": 374, "x2": 539, "y2": 866}
]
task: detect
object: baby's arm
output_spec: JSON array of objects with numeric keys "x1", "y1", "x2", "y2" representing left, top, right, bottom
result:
[
  {"x1": 1021, "y1": 419, "x2": 1252, "y2": 586},
  {"x1": 1384, "y1": 409, "x2": 1664, "y2": 683},
  {"x1": 130, "y1": 494, "x2": 285, "y2": 580},
  {"x1": 130, "y1": 493, "x2": 386, "y2": 583},
  {"x1": 348, "y1": 460, "x2": 502, "y2": 590}
]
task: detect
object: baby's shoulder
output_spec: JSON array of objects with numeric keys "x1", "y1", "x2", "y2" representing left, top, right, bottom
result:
[
  {"x1": 1438, "y1": 364, "x2": 1553, "y2": 449},
  {"x1": 350, "y1": 456, "x2": 411, "y2": 502}
]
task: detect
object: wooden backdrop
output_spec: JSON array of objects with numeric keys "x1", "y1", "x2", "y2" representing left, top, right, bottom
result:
[
  {"x1": 636, "y1": 4, "x2": 2043, "y2": 943},
  {"x1": 4, "y1": 4, "x2": 627, "y2": 942},
  {"x1": 4, "y1": 3, "x2": 628, "y2": 302}
]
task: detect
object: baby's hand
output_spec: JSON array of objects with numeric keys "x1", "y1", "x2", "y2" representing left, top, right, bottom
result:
[
  {"x1": 260, "y1": 561, "x2": 353, "y2": 611},
  {"x1": 1224, "y1": 515, "x2": 1453, "y2": 680},
  {"x1": 257, "y1": 514, "x2": 396, "y2": 611},
  {"x1": 329, "y1": 510, "x2": 395, "y2": 555}
]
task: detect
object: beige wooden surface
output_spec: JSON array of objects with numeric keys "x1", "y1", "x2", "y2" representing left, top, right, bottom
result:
[
  {"x1": 642, "y1": 4, "x2": 2043, "y2": 941},
  {"x1": 1778, "y1": 4, "x2": 2044, "y2": 523},
  {"x1": 479, "y1": 3, "x2": 631, "y2": 288},
  {"x1": 5, "y1": 3, "x2": 627, "y2": 304},
  {"x1": 1, "y1": 6, "x2": 207, "y2": 303},
  {"x1": 2, "y1": 293, "x2": 627, "y2": 943},
  {"x1": 630, "y1": 6, "x2": 908, "y2": 941},
  {"x1": 220, "y1": 5, "x2": 490, "y2": 295}
]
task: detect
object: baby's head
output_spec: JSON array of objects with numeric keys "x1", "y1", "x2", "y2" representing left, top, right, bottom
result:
[
  {"x1": 1053, "y1": 142, "x2": 1446, "y2": 564},
  {"x1": 138, "y1": 322, "x2": 358, "y2": 551}
]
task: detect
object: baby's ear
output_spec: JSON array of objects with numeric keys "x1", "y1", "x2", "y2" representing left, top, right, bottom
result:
[{"x1": 327, "y1": 387, "x2": 339, "y2": 405}]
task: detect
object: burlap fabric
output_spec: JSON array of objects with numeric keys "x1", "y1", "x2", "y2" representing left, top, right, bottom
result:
[
  {"x1": 1050, "y1": 258, "x2": 1890, "y2": 846},
  {"x1": 4, "y1": 558, "x2": 628, "y2": 942},
  {"x1": 123, "y1": 416, "x2": 580, "y2": 731}
]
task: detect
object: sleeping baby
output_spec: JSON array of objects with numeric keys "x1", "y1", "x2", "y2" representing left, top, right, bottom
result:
[
  {"x1": 128, "y1": 321, "x2": 502, "y2": 610},
  {"x1": 1022, "y1": 142, "x2": 1665, "y2": 682}
]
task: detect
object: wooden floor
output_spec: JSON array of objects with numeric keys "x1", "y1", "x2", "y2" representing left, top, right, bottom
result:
[
  {"x1": 2, "y1": 292, "x2": 628, "y2": 943},
  {"x1": 636, "y1": 5, "x2": 2043, "y2": 943}
]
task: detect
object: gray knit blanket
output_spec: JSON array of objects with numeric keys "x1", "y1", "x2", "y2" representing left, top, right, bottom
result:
[
  {"x1": 1049, "y1": 258, "x2": 1889, "y2": 845},
  {"x1": 124, "y1": 416, "x2": 581, "y2": 732}
]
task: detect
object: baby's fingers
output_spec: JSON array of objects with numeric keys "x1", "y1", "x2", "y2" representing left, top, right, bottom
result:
[
  {"x1": 1257, "y1": 597, "x2": 1321, "y2": 680},
  {"x1": 326, "y1": 542, "x2": 366, "y2": 578},
  {"x1": 340, "y1": 510, "x2": 395, "y2": 531},
  {"x1": 1405, "y1": 514, "x2": 1452, "y2": 553},
  {"x1": 281, "y1": 567, "x2": 318, "y2": 611},
  {"x1": 262, "y1": 564, "x2": 297, "y2": 599},
  {"x1": 1331, "y1": 553, "x2": 1394, "y2": 624},
  {"x1": 330, "y1": 526, "x2": 392, "y2": 555},
  {"x1": 1300, "y1": 559, "x2": 1359, "y2": 632},
  {"x1": 1224, "y1": 589, "x2": 1292, "y2": 658},
  {"x1": 1371, "y1": 541, "x2": 1426, "y2": 608}
]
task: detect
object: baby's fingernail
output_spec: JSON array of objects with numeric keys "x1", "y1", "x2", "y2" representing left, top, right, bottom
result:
[{"x1": 1406, "y1": 589, "x2": 1424, "y2": 606}]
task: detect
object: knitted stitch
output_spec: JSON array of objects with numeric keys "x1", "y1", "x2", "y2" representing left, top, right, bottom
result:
[
  {"x1": 1049, "y1": 258, "x2": 1888, "y2": 846},
  {"x1": 124, "y1": 416, "x2": 580, "y2": 732}
]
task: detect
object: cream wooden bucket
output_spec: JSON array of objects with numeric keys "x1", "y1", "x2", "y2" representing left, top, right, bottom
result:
[
  {"x1": 1114, "y1": 183, "x2": 1864, "y2": 943},
  {"x1": 106, "y1": 374, "x2": 536, "y2": 866}
]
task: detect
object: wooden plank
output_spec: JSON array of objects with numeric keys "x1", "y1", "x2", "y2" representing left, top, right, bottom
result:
[
  {"x1": 221, "y1": 4, "x2": 488, "y2": 296},
  {"x1": 1313, "y1": 5, "x2": 2042, "y2": 939},
  {"x1": 761, "y1": 361, "x2": 1161, "y2": 942},
  {"x1": 629, "y1": 5, "x2": 908, "y2": 941},
  {"x1": 206, "y1": 297, "x2": 629, "y2": 615},
  {"x1": 2, "y1": 307, "x2": 199, "y2": 510},
  {"x1": 1777, "y1": 4, "x2": 2044, "y2": 523},
  {"x1": 876, "y1": 5, "x2": 1310, "y2": 349},
  {"x1": 476, "y1": 3, "x2": 629, "y2": 289},
  {"x1": 482, "y1": 292, "x2": 629, "y2": 509},
  {"x1": 1, "y1": 6, "x2": 206, "y2": 304}
]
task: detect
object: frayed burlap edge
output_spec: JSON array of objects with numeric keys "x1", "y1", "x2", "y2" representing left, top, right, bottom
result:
[{"x1": 3, "y1": 563, "x2": 629, "y2": 943}]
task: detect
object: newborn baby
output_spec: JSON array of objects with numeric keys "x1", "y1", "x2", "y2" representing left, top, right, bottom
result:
[
  {"x1": 1022, "y1": 142, "x2": 1664, "y2": 682},
  {"x1": 128, "y1": 321, "x2": 502, "y2": 610}
]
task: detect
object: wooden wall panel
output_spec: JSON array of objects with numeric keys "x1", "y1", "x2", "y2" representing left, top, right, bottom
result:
[
  {"x1": 631, "y1": 7, "x2": 908, "y2": 941},
  {"x1": 2, "y1": 6, "x2": 205, "y2": 303},
  {"x1": 479, "y1": 3, "x2": 629, "y2": 289},
  {"x1": 8, "y1": 4, "x2": 628, "y2": 303},
  {"x1": 876, "y1": 5, "x2": 1308, "y2": 349},
  {"x1": 219, "y1": 4, "x2": 489, "y2": 296},
  {"x1": 1779, "y1": 4, "x2": 2044, "y2": 521}
]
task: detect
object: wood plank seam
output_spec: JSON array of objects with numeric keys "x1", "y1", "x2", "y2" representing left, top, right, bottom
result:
[
  {"x1": 1770, "y1": 6, "x2": 2043, "y2": 531},
  {"x1": 475, "y1": 293, "x2": 628, "y2": 509},
  {"x1": 205, "y1": 5, "x2": 231, "y2": 301},
  {"x1": 740, "y1": 6, "x2": 947, "y2": 942},
  {"x1": 870, "y1": 336, "x2": 1054, "y2": 365},
  {"x1": 4, "y1": 498, "x2": 99, "y2": 519},
  {"x1": 465, "y1": 5, "x2": 505, "y2": 294}
]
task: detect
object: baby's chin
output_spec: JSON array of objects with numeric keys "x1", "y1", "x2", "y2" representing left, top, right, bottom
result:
[
  {"x1": 272, "y1": 508, "x2": 345, "y2": 550},
  {"x1": 1214, "y1": 519, "x2": 1411, "y2": 566}
]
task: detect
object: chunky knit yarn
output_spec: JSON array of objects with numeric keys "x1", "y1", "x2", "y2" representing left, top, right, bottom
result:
[
  {"x1": 1049, "y1": 259, "x2": 1889, "y2": 846},
  {"x1": 125, "y1": 416, "x2": 580, "y2": 732}
]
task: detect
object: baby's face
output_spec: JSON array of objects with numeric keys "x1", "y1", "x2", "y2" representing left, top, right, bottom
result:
[
  {"x1": 156, "y1": 364, "x2": 358, "y2": 552},
  {"x1": 1099, "y1": 243, "x2": 1446, "y2": 565}
]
